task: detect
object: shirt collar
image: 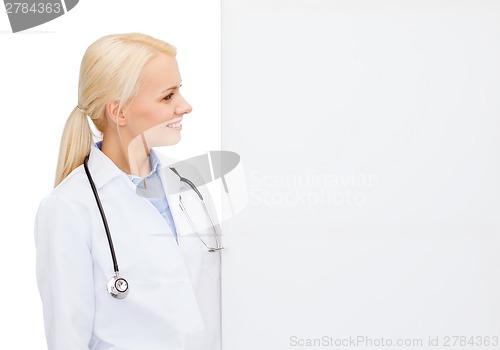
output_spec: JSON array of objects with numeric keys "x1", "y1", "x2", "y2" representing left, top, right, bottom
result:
[{"x1": 95, "y1": 141, "x2": 161, "y2": 187}]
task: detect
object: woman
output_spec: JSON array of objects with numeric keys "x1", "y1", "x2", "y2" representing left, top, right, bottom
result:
[{"x1": 35, "y1": 33, "x2": 221, "y2": 350}]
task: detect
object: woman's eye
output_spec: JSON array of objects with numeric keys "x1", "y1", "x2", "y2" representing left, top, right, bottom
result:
[{"x1": 164, "y1": 93, "x2": 174, "y2": 101}]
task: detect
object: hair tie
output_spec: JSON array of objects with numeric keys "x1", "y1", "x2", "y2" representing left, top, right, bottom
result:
[{"x1": 76, "y1": 105, "x2": 85, "y2": 113}]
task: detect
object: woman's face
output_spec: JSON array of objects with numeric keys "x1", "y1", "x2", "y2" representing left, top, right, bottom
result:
[{"x1": 123, "y1": 53, "x2": 192, "y2": 148}]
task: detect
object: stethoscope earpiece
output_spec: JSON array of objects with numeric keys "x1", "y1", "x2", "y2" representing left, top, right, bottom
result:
[{"x1": 107, "y1": 274, "x2": 129, "y2": 299}]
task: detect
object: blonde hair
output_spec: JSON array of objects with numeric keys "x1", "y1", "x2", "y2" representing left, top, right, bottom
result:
[{"x1": 54, "y1": 33, "x2": 177, "y2": 187}]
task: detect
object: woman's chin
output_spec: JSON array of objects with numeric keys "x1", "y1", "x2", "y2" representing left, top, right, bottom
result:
[{"x1": 153, "y1": 135, "x2": 181, "y2": 148}]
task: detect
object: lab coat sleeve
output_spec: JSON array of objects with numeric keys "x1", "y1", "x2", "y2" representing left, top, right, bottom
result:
[{"x1": 34, "y1": 194, "x2": 95, "y2": 350}]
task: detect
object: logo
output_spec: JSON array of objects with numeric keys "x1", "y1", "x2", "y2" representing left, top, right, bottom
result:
[
  {"x1": 3, "y1": 0, "x2": 79, "y2": 33},
  {"x1": 134, "y1": 150, "x2": 248, "y2": 229}
]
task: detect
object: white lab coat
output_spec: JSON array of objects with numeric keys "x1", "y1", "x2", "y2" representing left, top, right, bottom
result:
[{"x1": 35, "y1": 144, "x2": 221, "y2": 350}]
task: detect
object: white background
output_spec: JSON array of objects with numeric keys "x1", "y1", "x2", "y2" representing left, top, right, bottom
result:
[
  {"x1": 3, "y1": 1, "x2": 500, "y2": 349},
  {"x1": 0, "y1": 0, "x2": 220, "y2": 348},
  {"x1": 222, "y1": 0, "x2": 500, "y2": 349}
]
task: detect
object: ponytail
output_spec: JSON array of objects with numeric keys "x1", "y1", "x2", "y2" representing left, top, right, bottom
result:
[{"x1": 54, "y1": 107, "x2": 93, "y2": 187}]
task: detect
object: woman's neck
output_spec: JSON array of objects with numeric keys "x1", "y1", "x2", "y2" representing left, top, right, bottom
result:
[{"x1": 101, "y1": 132, "x2": 151, "y2": 178}]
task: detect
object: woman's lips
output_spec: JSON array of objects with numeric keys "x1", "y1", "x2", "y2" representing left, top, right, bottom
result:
[{"x1": 166, "y1": 118, "x2": 182, "y2": 131}]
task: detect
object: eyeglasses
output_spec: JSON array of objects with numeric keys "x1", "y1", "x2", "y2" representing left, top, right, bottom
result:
[{"x1": 175, "y1": 170, "x2": 224, "y2": 252}]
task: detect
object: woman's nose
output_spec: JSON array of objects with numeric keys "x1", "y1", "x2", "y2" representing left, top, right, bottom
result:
[{"x1": 175, "y1": 95, "x2": 192, "y2": 116}]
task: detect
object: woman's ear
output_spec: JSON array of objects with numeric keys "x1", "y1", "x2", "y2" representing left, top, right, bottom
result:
[{"x1": 105, "y1": 99, "x2": 127, "y2": 127}]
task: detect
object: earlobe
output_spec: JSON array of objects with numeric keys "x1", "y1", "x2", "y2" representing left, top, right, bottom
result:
[{"x1": 105, "y1": 99, "x2": 127, "y2": 127}]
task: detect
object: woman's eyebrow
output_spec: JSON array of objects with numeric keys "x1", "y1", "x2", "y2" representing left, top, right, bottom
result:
[{"x1": 161, "y1": 82, "x2": 182, "y2": 94}]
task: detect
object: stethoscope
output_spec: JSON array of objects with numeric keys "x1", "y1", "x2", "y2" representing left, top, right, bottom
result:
[{"x1": 83, "y1": 154, "x2": 223, "y2": 299}]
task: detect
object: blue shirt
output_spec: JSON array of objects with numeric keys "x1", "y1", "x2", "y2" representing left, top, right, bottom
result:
[{"x1": 95, "y1": 142, "x2": 178, "y2": 243}]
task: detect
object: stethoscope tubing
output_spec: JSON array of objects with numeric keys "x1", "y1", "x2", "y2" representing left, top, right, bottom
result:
[
  {"x1": 83, "y1": 155, "x2": 120, "y2": 274},
  {"x1": 171, "y1": 167, "x2": 223, "y2": 252}
]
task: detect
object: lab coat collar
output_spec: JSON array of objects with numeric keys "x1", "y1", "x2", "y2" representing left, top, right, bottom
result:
[
  {"x1": 87, "y1": 144, "x2": 125, "y2": 190},
  {"x1": 87, "y1": 144, "x2": 184, "y2": 224},
  {"x1": 86, "y1": 144, "x2": 181, "y2": 189}
]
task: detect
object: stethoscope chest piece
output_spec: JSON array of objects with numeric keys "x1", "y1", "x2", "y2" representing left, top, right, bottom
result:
[{"x1": 107, "y1": 274, "x2": 129, "y2": 299}]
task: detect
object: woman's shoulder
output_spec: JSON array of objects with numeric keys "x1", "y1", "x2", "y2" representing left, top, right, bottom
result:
[
  {"x1": 39, "y1": 165, "x2": 94, "y2": 210},
  {"x1": 54, "y1": 165, "x2": 91, "y2": 197},
  {"x1": 35, "y1": 165, "x2": 94, "y2": 253}
]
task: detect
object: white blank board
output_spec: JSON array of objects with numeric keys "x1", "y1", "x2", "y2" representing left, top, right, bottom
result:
[{"x1": 221, "y1": 1, "x2": 500, "y2": 349}]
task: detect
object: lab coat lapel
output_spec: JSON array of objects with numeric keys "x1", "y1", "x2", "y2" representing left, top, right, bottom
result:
[{"x1": 155, "y1": 150, "x2": 184, "y2": 237}]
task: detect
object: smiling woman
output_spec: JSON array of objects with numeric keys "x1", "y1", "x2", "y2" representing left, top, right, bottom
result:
[
  {"x1": 100, "y1": 52, "x2": 192, "y2": 178},
  {"x1": 55, "y1": 33, "x2": 185, "y2": 185},
  {"x1": 34, "y1": 33, "x2": 221, "y2": 350}
]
